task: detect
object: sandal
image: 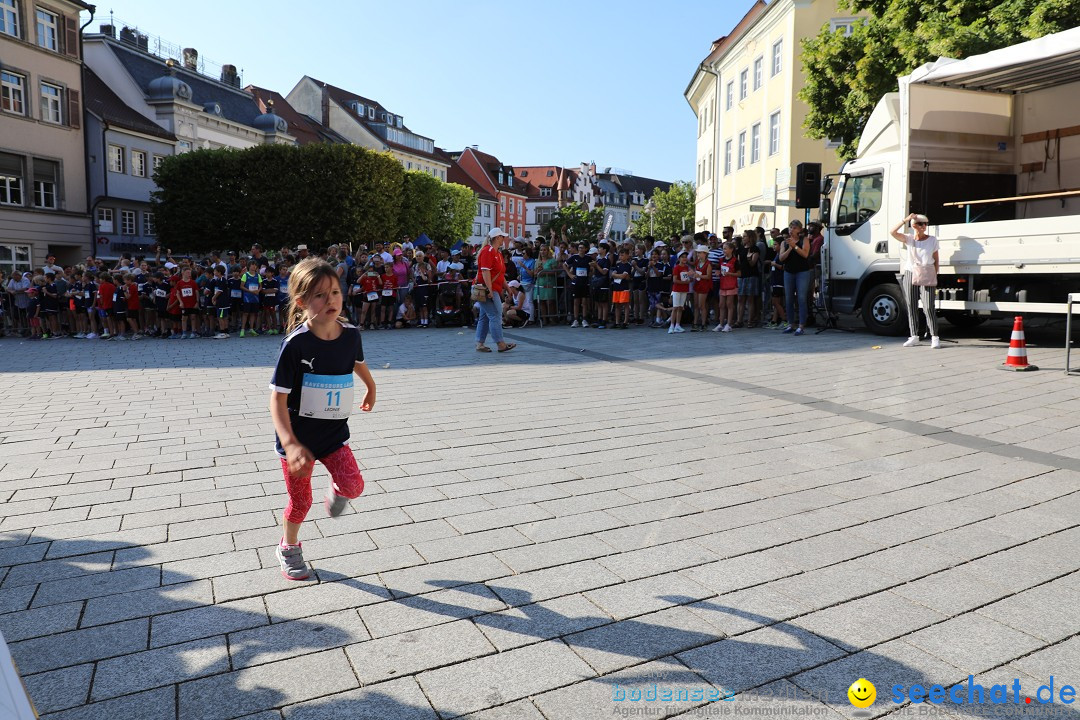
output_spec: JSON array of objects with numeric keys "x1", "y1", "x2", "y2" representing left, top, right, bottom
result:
[
  {"x1": 476, "y1": 345, "x2": 492, "y2": 352},
  {"x1": 498, "y1": 343, "x2": 516, "y2": 352}
]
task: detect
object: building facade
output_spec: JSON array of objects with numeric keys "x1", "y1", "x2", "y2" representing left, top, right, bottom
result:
[
  {"x1": 0, "y1": 0, "x2": 92, "y2": 269},
  {"x1": 451, "y1": 147, "x2": 527, "y2": 239},
  {"x1": 84, "y1": 67, "x2": 176, "y2": 258},
  {"x1": 516, "y1": 165, "x2": 570, "y2": 241},
  {"x1": 686, "y1": 0, "x2": 862, "y2": 233},
  {"x1": 447, "y1": 158, "x2": 496, "y2": 244},
  {"x1": 287, "y1": 76, "x2": 450, "y2": 180}
]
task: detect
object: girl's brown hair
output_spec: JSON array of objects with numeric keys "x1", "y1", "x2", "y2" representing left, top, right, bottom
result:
[{"x1": 284, "y1": 258, "x2": 347, "y2": 334}]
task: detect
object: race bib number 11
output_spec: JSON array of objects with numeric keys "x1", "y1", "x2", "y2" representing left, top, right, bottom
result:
[{"x1": 299, "y1": 373, "x2": 354, "y2": 420}]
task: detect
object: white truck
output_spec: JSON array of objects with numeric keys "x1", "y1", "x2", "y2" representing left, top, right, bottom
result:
[{"x1": 821, "y1": 27, "x2": 1080, "y2": 335}]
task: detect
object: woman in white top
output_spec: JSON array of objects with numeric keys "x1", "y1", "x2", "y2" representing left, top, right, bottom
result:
[{"x1": 890, "y1": 212, "x2": 940, "y2": 348}]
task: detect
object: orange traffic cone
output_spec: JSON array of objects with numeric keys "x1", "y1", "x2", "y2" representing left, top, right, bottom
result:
[{"x1": 1001, "y1": 316, "x2": 1038, "y2": 371}]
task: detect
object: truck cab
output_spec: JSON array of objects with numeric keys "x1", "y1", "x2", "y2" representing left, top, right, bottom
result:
[{"x1": 823, "y1": 28, "x2": 1080, "y2": 335}]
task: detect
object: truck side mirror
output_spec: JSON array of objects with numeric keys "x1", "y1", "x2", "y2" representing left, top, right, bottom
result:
[
  {"x1": 820, "y1": 198, "x2": 831, "y2": 227},
  {"x1": 822, "y1": 177, "x2": 833, "y2": 196}
]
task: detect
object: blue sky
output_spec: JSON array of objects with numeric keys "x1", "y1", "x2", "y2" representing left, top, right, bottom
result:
[{"x1": 82, "y1": 1, "x2": 746, "y2": 183}]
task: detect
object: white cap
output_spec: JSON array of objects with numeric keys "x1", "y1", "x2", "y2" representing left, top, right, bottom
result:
[
  {"x1": 695, "y1": 245, "x2": 709, "y2": 253},
  {"x1": 296, "y1": 244, "x2": 308, "y2": 251},
  {"x1": 507, "y1": 280, "x2": 521, "y2": 288},
  {"x1": 652, "y1": 240, "x2": 666, "y2": 249},
  {"x1": 912, "y1": 214, "x2": 929, "y2": 224},
  {"x1": 488, "y1": 227, "x2": 509, "y2": 239}
]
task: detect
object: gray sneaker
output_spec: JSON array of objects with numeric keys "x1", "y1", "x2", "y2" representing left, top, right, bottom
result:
[
  {"x1": 275, "y1": 543, "x2": 310, "y2": 581},
  {"x1": 324, "y1": 484, "x2": 348, "y2": 518}
]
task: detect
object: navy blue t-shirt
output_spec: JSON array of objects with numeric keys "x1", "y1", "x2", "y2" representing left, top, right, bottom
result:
[
  {"x1": 593, "y1": 256, "x2": 611, "y2": 288},
  {"x1": 611, "y1": 261, "x2": 632, "y2": 291},
  {"x1": 565, "y1": 254, "x2": 591, "y2": 285},
  {"x1": 269, "y1": 321, "x2": 366, "y2": 459}
]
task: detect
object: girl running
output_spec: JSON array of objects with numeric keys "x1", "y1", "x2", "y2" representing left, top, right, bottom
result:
[{"x1": 268, "y1": 259, "x2": 377, "y2": 581}]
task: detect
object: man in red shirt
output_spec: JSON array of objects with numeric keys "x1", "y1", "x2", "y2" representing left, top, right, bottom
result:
[{"x1": 175, "y1": 267, "x2": 200, "y2": 339}]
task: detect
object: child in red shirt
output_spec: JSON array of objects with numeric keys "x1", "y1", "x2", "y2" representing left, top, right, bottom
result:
[
  {"x1": 379, "y1": 263, "x2": 397, "y2": 329},
  {"x1": 359, "y1": 264, "x2": 382, "y2": 330},
  {"x1": 97, "y1": 274, "x2": 117, "y2": 338},
  {"x1": 175, "y1": 267, "x2": 200, "y2": 339},
  {"x1": 691, "y1": 246, "x2": 712, "y2": 331},
  {"x1": 125, "y1": 276, "x2": 142, "y2": 338},
  {"x1": 668, "y1": 254, "x2": 691, "y2": 334},
  {"x1": 713, "y1": 242, "x2": 738, "y2": 332}
]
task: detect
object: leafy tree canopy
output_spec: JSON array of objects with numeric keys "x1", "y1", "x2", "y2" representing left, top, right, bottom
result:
[
  {"x1": 799, "y1": 0, "x2": 1080, "y2": 159},
  {"x1": 629, "y1": 181, "x2": 696, "y2": 240}
]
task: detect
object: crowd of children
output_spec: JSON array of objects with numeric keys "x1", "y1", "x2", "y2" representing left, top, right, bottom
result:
[{"x1": 1, "y1": 222, "x2": 824, "y2": 341}]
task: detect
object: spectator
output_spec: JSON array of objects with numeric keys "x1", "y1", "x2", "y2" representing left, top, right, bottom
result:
[
  {"x1": 590, "y1": 243, "x2": 612, "y2": 329},
  {"x1": 503, "y1": 280, "x2": 532, "y2": 327},
  {"x1": 892, "y1": 212, "x2": 940, "y2": 348},
  {"x1": 379, "y1": 260, "x2": 398, "y2": 329},
  {"x1": 736, "y1": 230, "x2": 761, "y2": 328},
  {"x1": 395, "y1": 294, "x2": 417, "y2": 328},
  {"x1": 713, "y1": 241, "x2": 738, "y2": 333},
  {"x1": 240, "y1": 262, "x2": 262, "y2": 338},
  {"x1": 780, "y1": 224, "x2": 812, "y2": 336},
  {"x1": 765, "y1": 235, "x2": 787, "y2": 329},
  {"x1": 534, "y1": 245, "x2": 558, "y2": 324},
  {"x1": 690, "y1": 245, "x2": 712, "y2": 331},
  {"x1": 565, "y1": 242, "x2": 591, "y2": 328},
  {"x1": 412, "y1": 250, "x2": 434, "y2": 328},
  {"x1": 473, "y1": 227, "x2": 515, "y2": 353},
  {"x1": 668, "y1": 251, "x2": 690, "y2": 334},
  {"x1": 610, "y1": 247, "x2": 633, "y2": 329}
]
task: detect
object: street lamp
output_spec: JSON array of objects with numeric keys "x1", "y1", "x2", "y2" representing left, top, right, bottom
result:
[{"x1": 645, "y1": 198, "x2": 657, "y2": 236}]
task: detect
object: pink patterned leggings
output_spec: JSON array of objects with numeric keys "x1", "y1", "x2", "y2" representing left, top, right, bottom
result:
[{"x1": 280, "y1": 444, "x2": 365, "y2": 524}]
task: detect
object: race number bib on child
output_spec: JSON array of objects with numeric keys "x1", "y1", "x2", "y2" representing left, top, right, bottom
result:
[
  {"x1": 366, "y1": 292, "x2": 379, "y2": 301},
  {"x1": 181, "y1": 287, "x2": 194, "y2": 297},
  {"x1": 230, "y1": 289, "x2": 242, "y2": 298},
  {"x1": 299, "y1": 374, "x2": 354, "y2": 420},
  {"x1": 575, "y1": 267, "x2": 588, "y2": 277},
  {"x1": 382, "y1": 289, "x2": 394, "y2": 297}
]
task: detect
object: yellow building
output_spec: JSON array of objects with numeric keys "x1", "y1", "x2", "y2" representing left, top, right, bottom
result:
[{"x1": 685, "y1": 0, "x2": 864, "y2": 233}]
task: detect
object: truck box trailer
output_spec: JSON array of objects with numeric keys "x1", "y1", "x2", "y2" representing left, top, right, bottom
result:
[{"x1": 822, "y1": 27, "x2": 1080, "y2": 335}]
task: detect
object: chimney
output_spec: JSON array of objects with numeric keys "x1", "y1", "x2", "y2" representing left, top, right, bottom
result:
[
  {"x1": 99, "y1": 23, "x2": 115, "y2": 38},
  {"x1": 320, "y1": 83, "x2": 330, "y2": 127},
  {"x1": 182, "y1": 48, "x2": 198, "y2": 71},
  {"x1": 119, "y1": 26, "x2": 137, "y2": 45},
  {"x1": 220, "y1": 64, "x2": 239, "y2": 88}
]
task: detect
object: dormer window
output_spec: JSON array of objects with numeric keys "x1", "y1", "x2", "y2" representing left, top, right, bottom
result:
[
  {"x1": 368, "y1": 106, "x2": 374, "y2": 119},
  {"x1": 498, "y1": 171, "x2": 504, "y2": 185},
  {"x1": 396, "y1": 116, "x2": 402, "y2": 128}
]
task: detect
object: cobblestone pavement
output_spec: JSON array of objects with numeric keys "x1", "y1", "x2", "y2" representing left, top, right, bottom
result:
[{"x1": 1, "y1": 324, "x2": 1079, "y2": 720}]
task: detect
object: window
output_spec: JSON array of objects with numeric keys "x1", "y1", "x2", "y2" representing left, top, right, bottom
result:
[
  {"x1": 32, "y1": 158, "x2": 57, "y2": 208},
  {"x1": 368, "y1": 106, "x2": 374, "y2": 119},
  {"x1": 772, "y1": 39, "x2": 783, "y2": 76},
  {"x1": 753, "y1": 57, "x2": 763, "y2": 91},
  {"x1": 39, "y1": 82, "x2": 61, "y2": 123},
  {"x1": 152, "y1": 154, "x2": 164, "y2": 171},
  {"x1": 482, "y1": 204, "x2": 491, "y2": 218},
  {"x1": 516, "y1": 199, "x2": 521, "y2": 214},
  {"x1": 516, "y1": 224, "x2": 522, "y2": 236},
  {"x1": 96, "y1": 207, "x2": 113, "y2": 233},
  {"x1": 178, "y1": 140, "x2": 192, "y2": 153},
  {"x1": 0, "y1": 152, "x2": 22, "y2": 205},
  {"x1": 483, "y1": 223, "x2": 490, "y2": 236},
  {"x1": 737, "y1": 132, "x2": 746, "y2": 169},
  {"x1": 499, "y1": 197, "x2": 505, "y2": 211},
  {"x1": 698, "y1": 161, "x2": 703, "y2": 185},
  {"x1": 35, "y1": 7, "x2": 56, "y2": 50},
  {"x1": 472, "y1": 222, "x2": 481, "y2": 236},
  {"x1": 536, "y1": 207, "x2": 555, "y2": 226},
  {"x1": 131, "y1": 151, "x2": 147, "y2": 178},
  {"x1": 724, "y1": 140, "x2": 732, "y2": 175},
  {"x1": 108, "y1": 145, "x2": 124, "y2": 173},
  {"x1": 0, "y1": 243, "x2": 32, "y2": 277},
  {"x1": 1, "y1": 71, "x2": 25, "y2": 115},
  {"x1": 725, "y1": 81, "x2": 733, "y2": 110},
  {"x1": 836, "y1": 172, "x2": 883, "y2": 229},
  {"x1": 831, "y1": 18, "x2": 858, "y2": 36},
  {"x1": 739, "y1": 69, "x2": 748, "y2": 100},
  {"x1": 540, "y1": 186, "x2": 551, "y2": 198},
  {"x1": 120, "y1": 209, "x2": 136, "y2": 235},
  {"x1": 142, "y1": 211, "x2": 155, "y2": 236},
  {"x1": 769, "y1": 111, "x2": 780, "y2": 156},
  {"x1": 0, "y1": 0, "x2": 19, "y2": 38},
  {"x1": 750, "y1": 124, "x2": 760, "y2": 164}
]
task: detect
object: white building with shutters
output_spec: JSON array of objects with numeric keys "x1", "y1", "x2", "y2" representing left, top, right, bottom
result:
[{"x1": 0, "y1": 0, "x2": 93, "y2": 269}]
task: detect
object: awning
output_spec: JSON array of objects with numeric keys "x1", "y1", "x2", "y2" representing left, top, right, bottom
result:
[{"x1": 910, "y1": 26, "x2": 1080, "y2": 94}]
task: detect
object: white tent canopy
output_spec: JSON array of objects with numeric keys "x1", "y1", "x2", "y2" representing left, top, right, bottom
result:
[{"x1": 908, "y1": 26, "x2": 1080, "y2": 94}]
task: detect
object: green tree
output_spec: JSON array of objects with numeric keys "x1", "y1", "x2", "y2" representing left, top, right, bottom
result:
[
  {"x1": 152, "y1": 143, "x2": 402, "y2": 254},
  {"x1": 800, "y1": 0, "x2": 1080, "y2": 159},
  {"x1": 541, "y1": 204, "x2": 604, "y2": 244},
  {"x1": 630, "y1": 181, "x2": 695, "y2": 240},
  {"x1": 397, "y1": 170, "x2": 443, "y2": 241},
  {"x1": 434, "y1": 182, "x2": 476, "y2": 244}
]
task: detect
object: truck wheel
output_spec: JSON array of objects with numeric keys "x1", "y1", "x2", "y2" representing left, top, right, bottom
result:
[
  {"x1": 944, "y1": 311, "x2": 987, "y2": 329},
  {"x1": 860, "y1": 283, "x2": 908, "y2": 336}
]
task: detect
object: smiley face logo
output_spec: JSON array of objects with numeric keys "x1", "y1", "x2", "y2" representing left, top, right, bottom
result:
[{"x1": 848, "y1": 679, "x2": 876, "y2": 708}]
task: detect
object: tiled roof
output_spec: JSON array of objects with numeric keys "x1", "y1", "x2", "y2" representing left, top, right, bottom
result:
[
  {"x1": 311, "y1": 77, "x2": 445, "y2": 163},
  {"x1": 83, "y1": 67, "x2": 176, "y2": 141},
  {"x1": 105, "y1": 39, "x2": 263, "y2": 128},
  {"x1": 246, "y1": 86, "x2": 334, "y2": 145},
  {"x1": 463, "y1": 148, "x2": 528, "y2": 197},
  {"x1": 446, "y1": 160, "x2": 496, "y2": 201}
]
